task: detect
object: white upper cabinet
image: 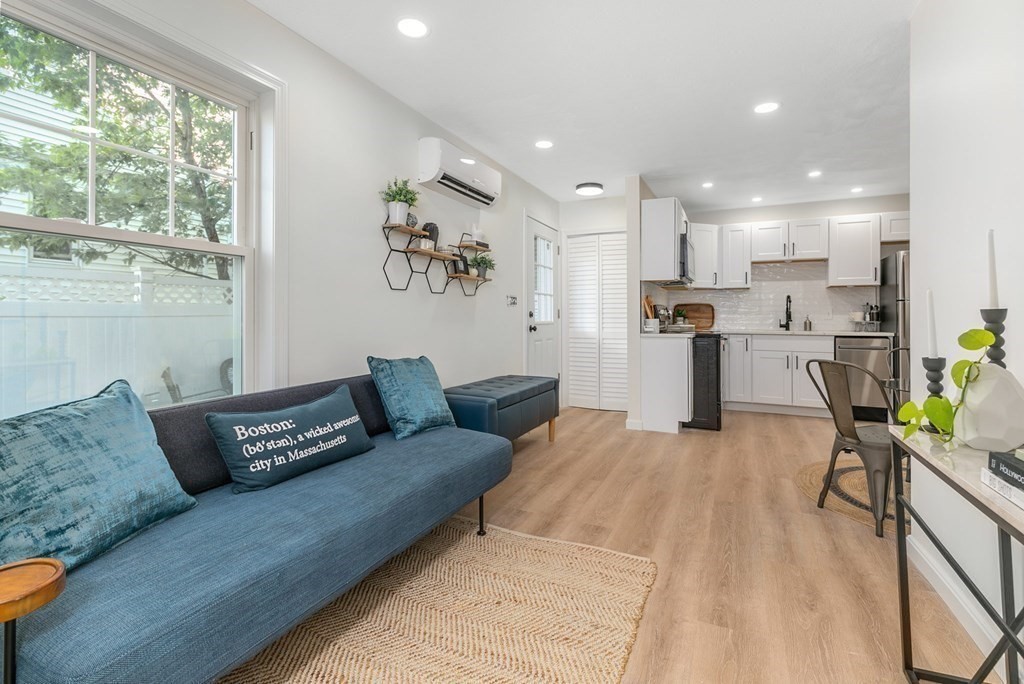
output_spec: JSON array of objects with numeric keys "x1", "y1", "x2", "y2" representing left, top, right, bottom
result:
[
  {"x1": 828, "y1": 214, "x2": 881, "y2": 286},
  {"x1": 720, "y1": 223, "x2": 752, "y2": 289},
  {"x1": 751, "y1": 221, "x2": 788, "y2": 262},
  {"x1": 689, "y1": 223, "x2": 720, "y2": 289},
  {"x1": 881, "y1": 211, "x2": 911, "y2": 242},
  {"x1": 789, "y1": 218, "x2": 829, "y2": 260},
  {"x1": 752, "y1": 219, "x2": 829, "y2": 262},
  {"x1": 640, "y1": 197, "x2": 684, "y2": 281}
]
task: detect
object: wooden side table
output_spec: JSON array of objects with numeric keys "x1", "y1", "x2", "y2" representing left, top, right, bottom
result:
[{"x1": 0, "y1": 559, "x2": 66, "y2": 684}]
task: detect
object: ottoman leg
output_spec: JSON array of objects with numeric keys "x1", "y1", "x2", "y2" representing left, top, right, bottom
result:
[{"x1": 548, "y1": 419, "x2": 556, "y2": 442}]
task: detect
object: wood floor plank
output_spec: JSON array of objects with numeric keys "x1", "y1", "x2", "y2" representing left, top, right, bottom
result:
[{"x1": 461, "y1": 408, "x2": 998, "y2": 683}]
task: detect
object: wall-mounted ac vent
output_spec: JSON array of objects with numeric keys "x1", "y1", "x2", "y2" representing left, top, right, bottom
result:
[{"x1": 418, "y1": 137, "x2": 502, "y2": 208}]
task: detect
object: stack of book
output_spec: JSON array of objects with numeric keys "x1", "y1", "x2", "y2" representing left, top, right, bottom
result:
[{"x1": 980, "y1": 450, "x2": 1024, "y2": 510}]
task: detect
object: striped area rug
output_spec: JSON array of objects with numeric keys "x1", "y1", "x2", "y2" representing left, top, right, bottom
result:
[{"x1": 220, "y1": 517, "x2": 657, "y2": 683}]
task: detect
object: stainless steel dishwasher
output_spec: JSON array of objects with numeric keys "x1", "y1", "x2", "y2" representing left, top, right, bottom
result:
[{"x1": 835, "y1": 336, "x2": 892, "y2": 422}]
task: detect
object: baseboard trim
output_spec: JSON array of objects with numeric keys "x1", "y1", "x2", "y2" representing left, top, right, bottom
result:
[
  {"x1": 907, "y1": 535, "x2": 1002, "y2": 663},
  {"x1": 722, "y1": 402, "x2": 831, "y2": 419},
  {"x1": 625, "y1": 418, "x2": 643, "y2": 431}
]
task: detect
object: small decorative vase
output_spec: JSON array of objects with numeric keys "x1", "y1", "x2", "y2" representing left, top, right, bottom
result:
[
  {"x1": 405, "y1": 212, "x2": 418, "y2": 228},
  {"x1": 388, "y1": 201, "x2": 409, "y2": 226},
  {"x1": 477, "y1": 266, "x2": 488, "y2": 279},
  {"x1": 468, "y1": 267, "x2": 479, "y2": 278},
  {"x1": 954, "y1": 364, "x2": 1024, "y2": 452}
]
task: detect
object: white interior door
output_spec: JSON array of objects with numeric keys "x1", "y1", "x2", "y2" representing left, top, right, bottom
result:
[
  {"x1": 526, "y1": 217, "x2": 560, "y2": 379},
  {"x1": 565, "y1": 234, "x2": 599, "y2": 408},
  {"x1": 597, "y1": 233, "x2": 628, "y2": 410}
]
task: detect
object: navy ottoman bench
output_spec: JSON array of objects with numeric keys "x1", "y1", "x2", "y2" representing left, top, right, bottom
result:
[{"x1": 444, "y1": 375, "x2": 559, "y2": 442}]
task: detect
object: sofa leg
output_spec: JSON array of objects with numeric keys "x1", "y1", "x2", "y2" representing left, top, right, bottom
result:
[
  {"x1": 548, "y1": 418, "x2": 556, "y2": 442},
  {"x1": 477, "y1": 496, "x2": 486, "y2": 536}
]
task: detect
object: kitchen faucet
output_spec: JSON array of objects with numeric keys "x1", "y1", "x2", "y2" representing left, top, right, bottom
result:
[{"x1": 780, "y1": 295, "x2": 793, "y2": 331}]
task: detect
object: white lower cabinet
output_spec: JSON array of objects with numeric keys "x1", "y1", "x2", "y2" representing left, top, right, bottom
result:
[
  {"x1": 747, "y1": 336, "x2": 835, "y2": 410},
  {"x1": 640, "y1": 336, "x2": 693, "y2": 433},
  {"x1": 722, "y1": 335, "x2": 752, "y2": 402}
]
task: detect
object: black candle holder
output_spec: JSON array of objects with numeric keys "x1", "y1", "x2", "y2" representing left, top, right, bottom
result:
[
  {"x1": 981, "y1": 308, "x2": 1007, "y2": 368},
  {"x1": 921, "y1": 356, "x2": 946, "y2": 433}
]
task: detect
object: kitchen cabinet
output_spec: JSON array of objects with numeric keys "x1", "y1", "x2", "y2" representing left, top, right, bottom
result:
[
  {"x1": 722, "y1": 334, "x2": 752, "y2": 402},
  {"x1": 640, "y1": 335, "x2": 692, "y2": 433},
  {"x1": 640, "y1": 197, "x2": 685, "y2": 281},
  {"x1": 881, "y1": 211, "x2": 911, "y2": 242},
  {"x1": 751, "y1": 221, "x2": 788, "y2": 262},
  {"x1": 689, "y1": 223, "x2": 720, "y2": 289},
  {"x1": 720, "y1": 223, "x2": 751, "y2": 289},
  {"x1": 749, "y1": 336, "x2": 834, "y2": 409},
  {"x1": 752, "y1": 219, "x2": 829, "y2": 262},
  {"x1": 828, "y1": 214, "x2": 881, "y2": 286}
]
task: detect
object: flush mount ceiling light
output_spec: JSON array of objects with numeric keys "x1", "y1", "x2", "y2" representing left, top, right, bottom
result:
[
  {"x1": 534, "y1": 140, "x2": 553, "y2": 149},
  {"x1": 702, "y1": 182, "x2": 714, "y2": 188},
  {"x1": 808, "y1": 170, "x2": 822, "y2": 178},
  {"x1": 459, "y1": 158, "x2": 476, "y2": 165},
  {"x1": 751, "y1": 196, "x2": 763, "y2": 202},
  {"x1": 396, "y1": 17, "x2": 429, "y2": 38},
  {"x1": 753, "y1": 102, "x2": 780, "y2": 114},
  {"x1": 851, "y1": 187, "x2": 864, "y2": 193},
  {"x1": 575, "y1": 182, "x2": 604, "y2": 197}
]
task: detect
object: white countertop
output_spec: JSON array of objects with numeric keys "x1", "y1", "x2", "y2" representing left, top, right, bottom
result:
[
  {"x1": 641, "y1": 330, "x2": 892, "y2": 337},
  {"x1": 640, "y1": 332, "x2": 694, "y2": 338}
]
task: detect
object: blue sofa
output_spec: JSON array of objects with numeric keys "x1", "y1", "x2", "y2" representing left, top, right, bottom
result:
[{"x1": 7, "y1": 375, "x2": 513, "y2": 684}]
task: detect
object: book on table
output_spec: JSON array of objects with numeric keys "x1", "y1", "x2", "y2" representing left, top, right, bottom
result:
[
  {"x1": 988, "y1": 451, "x2": 1024, "y2": 490},
  {"x1": 980, "y1": 468, "x2": 1024, "y2": 513}
]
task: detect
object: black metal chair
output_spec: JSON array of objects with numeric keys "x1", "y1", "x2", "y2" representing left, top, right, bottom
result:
[{"x1": 806, "y1": 359, "x2": 897, "y2": 537}]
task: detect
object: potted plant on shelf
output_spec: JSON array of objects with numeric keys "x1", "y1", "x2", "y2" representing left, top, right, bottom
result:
[
  {"x1": 468, "y1": 254, "x2": 495, "y2": 279},
  {"x1": 380, "y1": 177, "x2": 419, "y2": 226}
]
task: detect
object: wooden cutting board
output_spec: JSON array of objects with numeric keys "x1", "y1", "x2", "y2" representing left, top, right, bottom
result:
[{"x1": 673, "y1": 303, "x2": 715, "y2": 330}]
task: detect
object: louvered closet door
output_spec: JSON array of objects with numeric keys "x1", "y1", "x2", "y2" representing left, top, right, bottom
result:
[
  {"x1": 565, "y1": 232, "x2": 627, "y2": 411},
  {"x1": 566, "y1": 235, "x2": 600, "y2": 408},
  {"x1": 598, "y1": 233, "x2": 628, "y2": 410}
]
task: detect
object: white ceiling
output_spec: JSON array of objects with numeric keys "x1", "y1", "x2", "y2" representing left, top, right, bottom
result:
[{"x1": 244, "y1": 0, "x2": 913, "y2": 212}]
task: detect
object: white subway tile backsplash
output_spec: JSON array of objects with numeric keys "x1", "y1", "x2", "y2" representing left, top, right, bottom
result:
[{"x1": 644, "y1": 262, "x2": 877, "y2": 331}]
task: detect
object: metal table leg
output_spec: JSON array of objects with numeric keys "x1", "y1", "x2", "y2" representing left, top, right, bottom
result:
[
  {"x1": 3, "y1": 619, "x2": 15, "y2": 684},
  {"x1": 893, "y1": 442, "x2": 915, "y2": 679},
  {"x1": 1001, "y1": 529, "x2": 1021, "y2": 684}
]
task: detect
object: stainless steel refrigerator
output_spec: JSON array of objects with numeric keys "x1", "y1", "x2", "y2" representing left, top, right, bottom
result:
[{"x1": 880, "y1": 251, "x2": 910, "y2": 407}]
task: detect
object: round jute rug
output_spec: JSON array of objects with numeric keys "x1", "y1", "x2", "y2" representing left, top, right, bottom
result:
[{"x1": 795, "y1": 457, "x2": 910, "y2": 534}]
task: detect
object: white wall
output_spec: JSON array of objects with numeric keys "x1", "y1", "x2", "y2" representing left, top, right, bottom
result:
[
  {"x1": 94, "y1": 0, "x2": 558, "y2": 389},
  {"x1": 559, "y1": 196, "x2": 626, "y2": 236},
  {"x1": 688, "y1": 193, "x2": 909, "y2": 225},
  {"x1": 908, "y1": 0, "x2": 1024, "y2": 654}
]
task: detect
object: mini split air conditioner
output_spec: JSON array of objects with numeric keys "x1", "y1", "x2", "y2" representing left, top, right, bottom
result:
[{"x1": 418, "y1": 137, "x2": 502, "y2": 208}]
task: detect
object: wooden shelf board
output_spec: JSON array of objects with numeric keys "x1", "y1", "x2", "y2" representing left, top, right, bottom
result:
[
  {"x1": 404, "y1": 247, "x2": 459, "y2": 261},
  {"x1": 457, "y1": 243, "x2": 492, "y2": 253},
  {"x1": 383, "y1": 223, "x2": 429, "y2": 236},
  {"x1": 446, "y1": 274, "x2": 492, "y2": 282}
]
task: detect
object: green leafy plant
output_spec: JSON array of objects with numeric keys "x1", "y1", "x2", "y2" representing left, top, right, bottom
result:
[
  {"x1": 380, "y1": 177, "x2": 419, "y2": 206},
  {"x1": 899, "y1": 328, "x2": 996, "y2": 442},
  {"x1": 468, "y1": 253, "x2": 495, "y2": 271}
]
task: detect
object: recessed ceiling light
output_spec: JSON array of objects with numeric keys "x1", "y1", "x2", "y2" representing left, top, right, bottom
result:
[
  {"x1": 751, "y1": 196, "x2": 763, "y2": 202},
  {"x1": 851, "y1": 187, "x2": 864, "y2": 193},
  {"x1": 459, "y1": 158, "x2": 476, "y2": 165},
  {"x1": 808, "y1": 170, "x2": 822, "y2": 178},
  {"x1": 535, "y1": 140, "x2": 553, "y2": 149},
  {"x1": 576, "y1": 182, "x2": 604, "y2": 197},
  {"x1": 396, "y1": 18, "x2": 429, "y2": 38},
  {"x1": 702, "y1": 182, "x2": 714, "y2": 189},
  {"x1": 754, "y1": 102, "x2": 780, "y2": 114}
]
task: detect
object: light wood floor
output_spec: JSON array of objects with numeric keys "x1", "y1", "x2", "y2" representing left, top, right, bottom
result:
[{"x1": 462, "y1": 408, "x2": 995, "y2": 684}]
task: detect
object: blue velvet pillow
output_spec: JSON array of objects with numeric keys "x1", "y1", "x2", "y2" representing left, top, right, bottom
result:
[
  {"x1": 367, "y1": 355, "x2": 456, "y2": 439},
  {"x1": 0, "y1": 380, "x2": 197, "y2": 571},
  {"x1": 205, "y1": 384, "x2": 374, "y2": 493}
]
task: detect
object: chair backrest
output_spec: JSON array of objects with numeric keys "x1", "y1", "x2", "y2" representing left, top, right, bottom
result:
[{"x1": 806, "y1": 359, "x2": 895, "y2": 443}]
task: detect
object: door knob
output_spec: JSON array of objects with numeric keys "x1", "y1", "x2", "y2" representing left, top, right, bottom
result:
[{"x1": 528, "y1": 325, "x2": 538, "y2": 333}]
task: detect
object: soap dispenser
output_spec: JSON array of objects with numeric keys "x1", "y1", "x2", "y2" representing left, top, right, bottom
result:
[{"x1": 803, "y1": 315, "x2": 813, "y2": 331}]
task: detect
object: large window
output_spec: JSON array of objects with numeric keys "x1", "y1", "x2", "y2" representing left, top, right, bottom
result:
[{"x1": 0, "y1": 13, "x2": 248, "y2": 416}]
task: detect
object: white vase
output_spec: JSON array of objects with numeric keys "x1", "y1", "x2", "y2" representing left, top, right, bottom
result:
[
  {"x1": 468, "y1": 267, "x2": 479, "y2": 278},
  {"x1": 954, "y1": 364, "x2": 1024, "y2": 452},
  {"x1": 388, "y1": 201, "x2": 409, "y2": 226}
]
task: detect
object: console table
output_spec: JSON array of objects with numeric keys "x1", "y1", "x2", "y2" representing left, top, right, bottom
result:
[{"x1": 890, "y1": 426, "x2": 1024, "y2": 684}]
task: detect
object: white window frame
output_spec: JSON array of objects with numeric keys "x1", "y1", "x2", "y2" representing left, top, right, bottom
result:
[{"x1": 0, "y1": 0, "x2": 289, "y2": 394}]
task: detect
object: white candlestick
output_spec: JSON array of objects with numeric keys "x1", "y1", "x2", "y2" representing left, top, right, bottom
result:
[
  {"x1": 988, "y1": 229, "x2": 999, "y2": 308},
  {"x1": 926, "y1": 289, "x2": 938, "y2": 358}
]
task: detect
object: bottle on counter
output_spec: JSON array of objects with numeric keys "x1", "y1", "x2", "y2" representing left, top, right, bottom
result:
[{"x1": 803, "y1": 315, "x2": 813, "y2": 331}]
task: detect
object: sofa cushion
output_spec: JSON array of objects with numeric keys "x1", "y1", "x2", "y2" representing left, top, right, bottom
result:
[
  {"x1": 0, "y1": 380, "x2": 196, "y2": 571},
  {"x1": 148, "y1": 375, "x2": 390, "y2": 495},
  {"x1": 205, "y1": 384, "x2": 375, "y2": 493},
  {"x1": 10, "y1": 426, "x2": 513, "y2": 684},
  {"x1": 367, "y1": 356, "x2": 455, "y2": 439},
  {"x1": 445, "y1": 375, "x2": 557, "y2": 410}
]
